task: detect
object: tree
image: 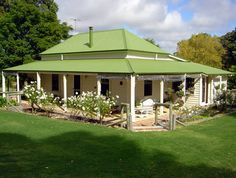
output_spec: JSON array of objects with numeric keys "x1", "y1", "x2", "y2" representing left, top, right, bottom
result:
[
  {"x1": 221, "y1": 28, "x2": 236, "y2": 89},
  {"x1": 0, "y1": 0, "x2": 11, "y2": 15},
  {"x1": 0, "y1": 0, "x2": 71, "y2": 70},
  {"x1": 221, "y1": 28, "x2": 236, "y2": 69},
  {"x1": 176, "y1": 33, "x2": 225, "y2": 68},
  {"x1": 144, "y1": 38, "x2": 160, "y2": 47}
]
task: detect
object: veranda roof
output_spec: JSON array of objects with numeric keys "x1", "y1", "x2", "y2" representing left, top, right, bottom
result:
[{"x1": 4, "y1": 59, "x2": 231, "y2": 75}]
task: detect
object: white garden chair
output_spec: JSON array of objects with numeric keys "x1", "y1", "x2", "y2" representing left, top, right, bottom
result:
[{"x1": 135, "y1": 98, "x2": 155, "y2": 118}]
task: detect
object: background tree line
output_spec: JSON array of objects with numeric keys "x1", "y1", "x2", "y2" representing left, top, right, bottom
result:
[
  {"x1": 0, "y1": 0, "x2": 71, "y2": 70},
  {"x1": 176, "y1": 29, "x2": 236, "y2": 89}
]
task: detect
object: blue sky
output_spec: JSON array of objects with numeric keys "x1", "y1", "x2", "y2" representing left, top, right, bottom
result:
[{"x1": 55, "y1": 0, "x2": 236, "y2": 52}]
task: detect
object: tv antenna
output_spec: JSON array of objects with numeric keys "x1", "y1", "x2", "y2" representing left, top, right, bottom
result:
[{"x1": 70, "y1": 18, "x2": 80, "y2": 33}]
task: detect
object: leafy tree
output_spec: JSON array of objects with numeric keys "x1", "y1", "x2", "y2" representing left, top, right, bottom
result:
[
  {"x1": 0, "y1": 0, "x2": 71, "y2": 70},
  {"x1": 0, "y1": 0, "x2": 11, "y2": 15},
  {"x1": 144, "y1": 38, "x2": 160, "y2": 47},
  {"x1": 176, "y1": 33, "x2": 225, "y2": 68},
  {"x1": 221, "y1": 28, "x2": 236, "y2": 70},
  {"x1": 220, "y1": 28, "x2": 236, "y2": 89}
]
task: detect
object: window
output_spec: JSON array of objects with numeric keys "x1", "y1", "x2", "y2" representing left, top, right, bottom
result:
[
  {"x1": 172, "y1": 81, "x2": 182, "y2": 92},
  {"x1": 101, "y1": 79, "x2": 109, "y2": 96},
  {"x1": 144, "y1": 80, "x2": 152, "y2": 96},
  {"x1": 186, "y1": 78, "x2": 194, "y2": 90},
  {"x1": 52, "y1": 74, "x2": 59, "y2": 91},
  {"x1": 74, "y1": 75, "x2": 80, "y2": 95}
]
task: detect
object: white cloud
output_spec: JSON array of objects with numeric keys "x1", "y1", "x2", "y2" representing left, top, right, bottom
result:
[
  {"x1": 189, "y1": 0, "x2": 236, "y2": 33},
  {"x1": 55, "y1": 0, "x2": 236, "y2": 53}
]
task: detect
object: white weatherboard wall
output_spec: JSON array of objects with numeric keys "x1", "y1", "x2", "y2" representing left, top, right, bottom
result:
[
  {"x1": 67, "y1": 75, "x2": 74, "y2": 97},
  {"x1": 41, "y1": 74, "x2": 51, "y2": 92},
  {"x1": 135, "y1": 80, "x2": 167, "y2": 103},
  {"x1": 185, "y1": 78, "x2": 201, "y2": 107},
  {"x1": 135, "y1": 80, "x2": 144, "y2": 101},
  {"x1": 80, "y1": 75, "x2": 97, "y2": 92},
  {"x1": 110, "y1": 79, "x2": 129, "y2": 104}
]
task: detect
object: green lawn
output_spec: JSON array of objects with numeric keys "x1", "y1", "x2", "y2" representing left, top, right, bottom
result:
[{"x1": 0, "y1": 111, "x2": 235, "y2": 178}]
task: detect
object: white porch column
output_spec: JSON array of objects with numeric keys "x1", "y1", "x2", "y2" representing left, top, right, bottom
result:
[
  {"x1": 63, "y1": 74, "x2": 67, "y2": 104},
  {"x1": 36, "y1": 72, "x2": 41, "y2": 90},
  {"x1": 130, "y1": 75, "x2": 136, "y2": 122},
  {"x1": 199, "y1": 74, "x2": 203, "y2": 105},
  {"x1": 2, "y1": 71, "x2": 6, "y2": 97},
  {"x1": 160, "y1": 80, "x2": 164, "y2": 115},
  {"x1": 183, "y1": 74, "x2": 187, "y2": 104},
  {"x1": 207, "y1": 77, "x2": 211, "y2": 104},
  {"x1": 97, "y1": 76, "x2": 101, "y2": 95},
  {"x1": 16, "y1": 73, "x2": 20, "y2": 103},
  {"x1": 211, "y1": 78, "x2": 214, "y2": 103}
]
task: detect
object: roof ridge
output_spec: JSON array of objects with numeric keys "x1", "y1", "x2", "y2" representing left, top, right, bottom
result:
[
  {"x1": 76, "y1": 28, "x2": 125, "y2": 35},
  {"x1": 122, "y1": 29, "x2": 128, "y2": 49},
  {"x1": 125, "y1": 59, "x2": 135, "y2": 73}
]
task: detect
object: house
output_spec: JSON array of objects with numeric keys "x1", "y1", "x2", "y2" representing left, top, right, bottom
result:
[{"x1": 2, "y1": 27, "x2": 231, "y2": 121}]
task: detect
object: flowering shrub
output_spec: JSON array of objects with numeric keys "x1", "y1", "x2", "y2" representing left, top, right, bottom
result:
[
  {"x1": 23, "y1": 81, "x2": 43, "y2": 112},
  {"x1": 176, "y1": 105, "x2": 205, "y2": 121},
  {"x1": 96, "y1": 94, "x2": 117, "y2": 122},
  {"x1": 176, "y1": 105, "x2": 219, "y2": 123},
  {"x1": 67, "y1": 91, "x2": 118, "y2": 123},
  {"x1": 40, "y1": 93, "x2": 60, "y2": 116},
  {"x1": 213, "y1": 84, "x2": 236, "y2": 111},
  {"x1": 23, "y1": 81, "x2": 59, "y2": 114}
]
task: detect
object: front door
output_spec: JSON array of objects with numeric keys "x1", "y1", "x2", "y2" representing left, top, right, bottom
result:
[{"x1": 74, "y1": 75, "x2": 80, "y2": 95}]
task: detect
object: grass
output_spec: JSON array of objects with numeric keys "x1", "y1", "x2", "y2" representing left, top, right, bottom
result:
[{"x1": 0, "y1": 111, "x2": 235, "y2": 178}]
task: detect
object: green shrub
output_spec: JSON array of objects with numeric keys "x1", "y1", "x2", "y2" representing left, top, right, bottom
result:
[
  {"x1": 0, "y1": 96, "x2": 7, "y2": 107},
  {"x1": 214, "y1": 89, "x2": 236, "y2": 111},
  {"x1": 191, "y1": 115, "x2": 205, "y2": 120},
  {"x1": 8, "y1": 99, "x2": 18, "y2": 106}
]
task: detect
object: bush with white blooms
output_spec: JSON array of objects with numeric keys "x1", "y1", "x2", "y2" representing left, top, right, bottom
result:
[
  {"x1": 23, "y1": 81, "x2": 59, "y2": 114},
  {"x1": 67, "y1": 91, "x2": 118, "y2": 123}
]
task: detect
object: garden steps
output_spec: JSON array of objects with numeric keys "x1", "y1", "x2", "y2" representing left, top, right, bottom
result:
[
  {"x1": 7, "y1": 105, "x2": 24, "y2": 113},
  {"x1": 133, "y1": 126, "x2": 168, "y2": 132}
]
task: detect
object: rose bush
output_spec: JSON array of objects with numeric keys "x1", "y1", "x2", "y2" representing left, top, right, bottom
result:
[
  {"x1": 67, "y1": 91, "x2": 118, "y2": 123},
  {"x1": 23, "y1": 81, "x2": 59, "y2": 114}
]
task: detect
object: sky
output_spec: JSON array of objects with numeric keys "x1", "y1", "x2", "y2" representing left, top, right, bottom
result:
[{"x1": 55, "y1": 0, "x2": 236, "y2": 53}]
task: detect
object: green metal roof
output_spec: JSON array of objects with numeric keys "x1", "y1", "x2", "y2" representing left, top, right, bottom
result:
[
  {"x1": 41, "y1": 29, "x2": 169, "y2": 55},
  {"x1": 127, "y1": 59, "x2": 231, "y2": 75},
  {"x1": 4, "y1": 59, "x2": 133, "y2": 74},
  {"x1": 4, "y1": 59, "x2": 231, "y2": 75}
]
